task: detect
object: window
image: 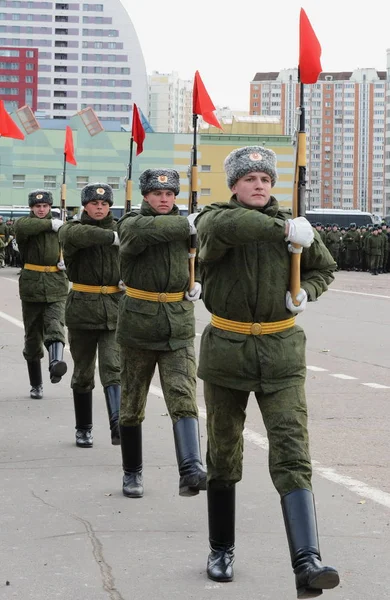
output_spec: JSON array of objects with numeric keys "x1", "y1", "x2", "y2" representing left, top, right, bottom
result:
[
  {"x1": 201, "y1": 188, "x2": 211, "y2": 196},
  {"x1": 107, "y1": 177, "x2": 120, "y2": 190},
  {"x1": 25, "y1": 76, "x2": 33, "y2": 83},
  {"x1": 26, "y1": 63, "x2": 34, "y2": 70},
  {"x1": 13, "y1": 174, "x2": 25, "y2": 188},
  {"x1": 77, "y1": 176, "x2": 89, "y2": 189},
  {"x1": 201, "y1": 165, "x2": 211, "y2": 172},
  {"x1": 26, "y1": 50, "x2": 34, "y2": 57},
  {"x1": 44, "y1": 175, "x2": 57, "y2": 189}
]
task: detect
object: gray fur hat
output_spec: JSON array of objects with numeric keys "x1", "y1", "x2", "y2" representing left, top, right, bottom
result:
[
  {"x1": 81, "y1": 182, "x2": 113, "y2": 206},
  {"x1": 139, "y1": 169, "x2": 180, "y2": 196},
  {"x1": 224, "y1": 146, "x2": 278, "y2": 189},
  {"x1": 28, "y1": 189, "x2": 53, "y2": 207}
]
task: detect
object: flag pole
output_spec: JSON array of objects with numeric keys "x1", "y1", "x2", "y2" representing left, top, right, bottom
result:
[
  {"x1": 188, "y1": 112, "x2": 198, "y2": 291},
  {"x1": 125, "y1": 135, "x2": 134, "y2": 213},
  {"x1": 290, "y1": 78, "x2": 306, "y2": 305},
  {"x1": 61, "y1": 152, "x2": 67, "y2": 222}
]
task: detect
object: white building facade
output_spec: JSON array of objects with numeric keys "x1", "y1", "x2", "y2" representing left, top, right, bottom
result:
[
  {"x1": 0, "y1": 0, "x2": 148, "y2": 126},
  {"x1": 148, "y1": 71, "x2": 192, "y2": 133},
  {"x1": 251, "y1": 68, "x2": 387, "y2": 217}
]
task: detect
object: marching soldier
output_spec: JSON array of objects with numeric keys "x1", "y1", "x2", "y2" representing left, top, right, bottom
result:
[
  {"x1": 195, "y1": 147, "x2": 339, "y2": 597},
  {"x1": 116, "y1": 168, "x2": 206, "y2": 499},
  {"x1": 59, "y1": 183, "x2": 122, "y2": 448},
  {"x1": 15, "y1": 190, "x2": 68, "y2": 399}
]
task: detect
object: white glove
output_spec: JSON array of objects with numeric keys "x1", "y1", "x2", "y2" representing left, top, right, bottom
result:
[
  {"x1": 51, "y1": 218, "x2": 64, "y2": 232},
  {"x1": 287, "y1": 243, "x2": 303, "y2": 254},
  {"x1": 286, "y1": 217, "x2": 314, "y2": 248},
  {"x1": 187, "y1": 213, "x2": 197, "y2": 235},
  {"x1": 286, "y1": 289, "x2": 308, "y2": 314},
  {"x1": 185, "y1": 281, "x2": 202, "y2": 302},
  {"x1": 57, "y1": 259, "x2": 66, "y2": 271},
  {"x1": 118, "y1": 280, "x2": 126, "y2": 291},
  {"x1": 112, "y1": 232, "x2": 120, "y2": 246}
]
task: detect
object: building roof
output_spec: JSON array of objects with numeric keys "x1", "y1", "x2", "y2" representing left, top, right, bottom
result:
[{"x1": 252, "y1": 70, "x2": 387, "y2": 82}]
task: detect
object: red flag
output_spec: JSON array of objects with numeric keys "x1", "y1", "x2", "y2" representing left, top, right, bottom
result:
[
  {"x1": 299, "y1": 8, "x2": 322, "y2": 84},
  {"x1": 64, "y1": 125, "x2": 77, "y2": 165},
  {"x1": 192, "y1": 71, "x2": 222, "y2": 129},
  {"x1": 132, "y1": 103, "x2": 145, "y2": 156},
  {"x1": 0, "y1": 100, "x2": 24, "y2": 140}
]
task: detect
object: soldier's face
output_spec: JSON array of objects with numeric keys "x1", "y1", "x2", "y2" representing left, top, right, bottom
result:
[
  {"x1": 84, "y1": 200, "x2": 110, "y2": 220},
  {"x1": 232, "y1": 172, "x2": 272, "y2": 208},
  {"x1": 144, "y1": 189, "x2": 175, "y2": 214},
  {"x1": 32, "y1": 203, "x2": 51, "y2": 218}
]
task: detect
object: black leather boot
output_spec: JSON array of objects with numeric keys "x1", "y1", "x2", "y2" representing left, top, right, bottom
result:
[
  {"x1": 73, "y1": 390, "x2": 93, "y2": 448},
  {"x1": 173, "y1": 417, "x2": 207, "y2": 496},
  {"x1": 207, "y1": 484, "x2": 235, "y2": 582},
  {"x1": 120, "y1": 424, "x2": 143, "y2": 498},
  {"x1": 104, "y1": 385, "x2": 121, "y2": 445},
  {"x1": 282, "y1": 489, "x2": 340, "y2": 598},
  {"x1": 48, "y1": 341, "x2": 67, "y2": 384},
  {"x1": 27, "y1": 359, "x2": 43, "y2": 399}
]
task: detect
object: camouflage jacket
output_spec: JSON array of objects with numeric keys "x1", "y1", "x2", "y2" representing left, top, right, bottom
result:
[
  {"x1": 343, "y1": 229, "x2": 361, "y2": 250},
  {"x1": 15, "y1": 212, "x2": 68, "y2": 303},
  {"x1": 59, "y1": 211, "x2": 122, "y2": 330},
  {"x1": 366, "y1": 234, "x2": 382, "y2": 256},
  {"x1": 116, "y1": 200, "x2": 194, "y2": 351},
  {"x1": 195, "y1": 196, "x2": 336, "y2": 393},
  {"x1": 326, "y1": 230, "x2": 342, "y2": 250},
  {"x1": 0, "y1": 222, "x2": 9, "y2": 241}
]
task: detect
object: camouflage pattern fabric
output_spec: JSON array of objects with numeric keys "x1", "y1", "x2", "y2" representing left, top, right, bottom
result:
[
  {"x1": 204, "y1": 381, "x2": 312, "y2": 495},
  {"x1": 21, "y1": 300, "x2": 66, "y2": 361},
  {"x1": 119, "y1": 344, "x2": 198, "y2": 427},
  {"x1": 68, "y1": 328, "x2": 120, "y2": 392}
]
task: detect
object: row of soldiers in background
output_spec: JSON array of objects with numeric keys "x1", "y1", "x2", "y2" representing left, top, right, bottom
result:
[
  {"x1": 0, "y1": 216, "x2": 22, "y2": 268},
  {"x1": 315, "y1": 222, "x2": 390, "y2": 275}
]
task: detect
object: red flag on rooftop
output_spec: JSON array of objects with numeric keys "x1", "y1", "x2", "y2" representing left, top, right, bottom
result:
[
  {"x1": 192, "y1": 71, "x2": 222, "y2": 129},
  {"x1": 132, "y1": 103, "x2": 145, "y2": 155},
  {"x1": 0, "y1": 100, "x2": 24, "y2": 140},
  {"x1": 299, "y1": 8, "x2": 322, "y2": 84},
  {"x1": 64, "y1": 125, "x2": 77, "y2": 165}
]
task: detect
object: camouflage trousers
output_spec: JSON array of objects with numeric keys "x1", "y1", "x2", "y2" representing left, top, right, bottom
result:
[
  {"x1": 369, "y1": 254, "x2": 381, "y2": 271},
  {"x1": 22, "y1": 300, "x2": 66, "y2": 362},
  {"x1": 119, "y1": 344, "x2": 198, "y2": 427},
  {"x1": 204, "y1": 381, "x2": 312, "y2": 497},
  {"x1": 68, "y1": 328, "x2": 120, "y2": 393},
  {"x1": 346, "y1": 248, "x2": 359, "y2": 269}
]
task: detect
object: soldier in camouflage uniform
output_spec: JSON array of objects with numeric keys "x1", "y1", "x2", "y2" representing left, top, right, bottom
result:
[
  {"x1": 314, "y1": 222, "x2": 326, "y2": 244},
  {"x1": 195, "y1": 147, "x2": 339, "y2": 597},
  {"x1": 59, "y1": 183, "x2": 123, "y2": 448},
  {"x1": 378, "y1": 223, "x2": 388, "y2": 273},
  {"x1": 15, "y1": 190, "x2": 68, "y2": 399},
  {"x1": 116, "y1": 168, "x2": 206, "y2": 499},
  {"x1": 0, "y1": 215, "x2": 9, "y2": 267}
]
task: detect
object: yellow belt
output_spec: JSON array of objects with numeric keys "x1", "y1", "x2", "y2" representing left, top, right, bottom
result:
[
  {"x1": 211, "y1": 314, "x2": 296, "y2": 336},
  {"x1": 125, "y1": 286, "x2": 185, "y2": 303},
  {"x1": 0, "y1": 234, "x2": 4, "y2": 237},
  {"x1": 72, "y1": 283, "x2": 121, "y2": 294},
  {"x1": 24, "y1": 263, "x2": 60, "y2": 273}
]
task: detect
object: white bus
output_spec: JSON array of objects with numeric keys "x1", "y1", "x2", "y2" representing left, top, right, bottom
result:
[{"x1": 305, "y1": 209, "x2": 379, "y2": 228}]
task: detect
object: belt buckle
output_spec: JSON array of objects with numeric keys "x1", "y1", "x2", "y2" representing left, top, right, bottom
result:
[
  {"x1": 158, "y1": 292, "x2": 168, "y2": 302},
  {"x1": 250, "y1": 322, "x2": 262, "y2": 335},
  {"x1": 44, "y1": 266, "x2": 51, "y2": 273},
  {"x1": 101, "y1": 286, "x2": 108, "y2": 294}
]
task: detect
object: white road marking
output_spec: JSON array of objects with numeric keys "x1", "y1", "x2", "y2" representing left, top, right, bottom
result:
[
  {"x1": 330, "y1": 288, "x2": 390, "y2": 300},
  {"x1": 2, "y1": 277, "x2": 18, "y2": 284},
  {"x1": 307, "y1": 365, "x2": 329, "y2": 372},
  {"x1": 362, "y1": 382, "x2": 390, "y2": 389},
  {"x1": 330, "y1": 373, "x2": 357, "y2": 380},
  {"x1": 2, "y1": 309, "x2": 390, "y2": 508}
]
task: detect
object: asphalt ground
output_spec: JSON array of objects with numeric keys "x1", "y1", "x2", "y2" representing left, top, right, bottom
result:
[{"x1": 0, "y1": 267, "x2": 390, "y2": 600}]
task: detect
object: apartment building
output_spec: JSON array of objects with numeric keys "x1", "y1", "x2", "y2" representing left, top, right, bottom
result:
[
  {"x1": 250, "y1": 68, "x2": 387, "y2": 217},
  {"x1": 0, "y1": 0, "x2": 148, "y2": 126},
  {"x1": 148, "y1": 71, "x2": 192, "y2": 133},
  {"x1": 0, "y1": 46, "x2": 38, "y2": 110}
]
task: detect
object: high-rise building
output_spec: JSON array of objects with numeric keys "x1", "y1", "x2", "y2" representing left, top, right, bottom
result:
[
  {"x1": 0, "y1": 47, "x2": 38, "y2": 111},
  {"x1": 0, "y1": 0, "x2": 148, "y2": 126},
  {"x1": 148, "y1": 71, "x2": 192, "y2": 133},
  {"x1": 250, "y1": 68, "x2": 387, "y2": 217}
]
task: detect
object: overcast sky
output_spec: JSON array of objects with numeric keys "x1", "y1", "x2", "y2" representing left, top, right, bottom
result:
[{"x1": 122, "y1": 0, "x2": 390, "y2": 111}]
